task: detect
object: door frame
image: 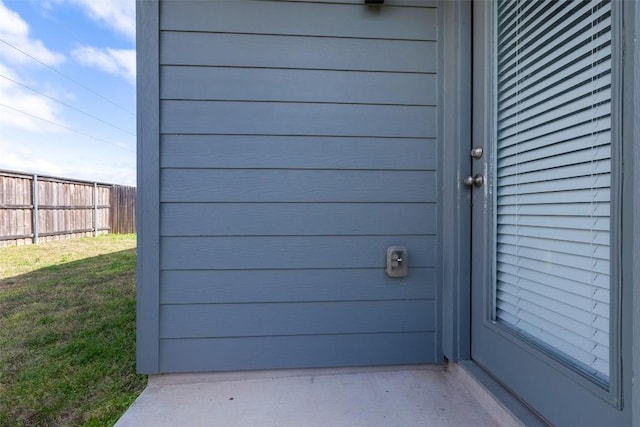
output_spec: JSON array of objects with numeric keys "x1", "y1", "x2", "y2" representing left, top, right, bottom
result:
[
  {"x1": 438, "y1": 0, "x2": 472, "y2": 363},
  {"x1": 624, "y1": 1, "x2": 640, "y2": 424}
]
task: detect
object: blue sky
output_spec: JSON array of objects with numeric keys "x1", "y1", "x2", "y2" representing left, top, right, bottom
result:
[{"x1": 0, "y1": 0, "x2": 136, "y2": 186}]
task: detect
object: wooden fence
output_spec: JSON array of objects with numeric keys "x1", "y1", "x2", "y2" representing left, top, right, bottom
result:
[
  {"x1": 0, "y1": 170, "x2": 136, "y2": 247},
  {"x1": 110, "y1": 185, "x2": 136, "y2": 234}
]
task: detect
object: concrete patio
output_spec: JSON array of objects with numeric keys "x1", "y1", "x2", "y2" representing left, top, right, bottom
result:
[{"x1": 115, "y1": 364, "x2": 528, "y2": 427}]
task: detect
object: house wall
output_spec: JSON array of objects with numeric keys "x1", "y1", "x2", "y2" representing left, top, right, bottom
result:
[
  {"x1": 140, "y1": 0, "x2": 443, "y2": 373},
  {"x1": 137, "y1": 2, "x2": 640, "y2": 425}
]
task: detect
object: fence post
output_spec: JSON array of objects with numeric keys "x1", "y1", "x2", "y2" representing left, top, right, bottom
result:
[
  {"x1": 32, "y1": 174, "x2": 39, "y2": 244},
  {"x1": 93, "y1": 182, "x2": 98, "y2": 237}
]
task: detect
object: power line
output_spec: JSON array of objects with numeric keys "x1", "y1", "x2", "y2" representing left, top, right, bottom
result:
[
  {"x1": 1, "y1": 74, "x2": 136, "y2": 136},
  {"x1": 0, "y1": 38, "x2": 135, "y2": 116},
  {"x1": 0, "y1": 103, "x2": 135, "y2": 152}
]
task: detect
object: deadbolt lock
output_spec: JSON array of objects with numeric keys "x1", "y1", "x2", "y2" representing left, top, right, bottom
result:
[{"x1": 470, "y1": 146, "x2": 484, "y2": 159}]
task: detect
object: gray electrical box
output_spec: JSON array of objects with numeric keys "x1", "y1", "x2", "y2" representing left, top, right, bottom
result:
[{"x1": 386, "y1": 246, "x2": 408, "y2": 278}]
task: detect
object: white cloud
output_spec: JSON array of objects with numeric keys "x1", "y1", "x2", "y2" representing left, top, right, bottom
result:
[
  {"x1": 0, "y1": 139, "x2": 64, "y2": 177},
  {"x1": 0, "y1": 1, "x2": 66, "y2": 131},
  {"x1": 71, "y1": 46, "x2": 136, "y2": 85},
  {"x1": 65, "y1": 0, "x2": 135, "y2": 40},
  {"x1": 0, "y1": 64, "x2": 63, "y2": 132},
  {"x1": 0, "y1": 0, "x2": 65, "y2": 66},
  {"x1": 0, "y1": 135, "x2": 136, "y2": 186}
]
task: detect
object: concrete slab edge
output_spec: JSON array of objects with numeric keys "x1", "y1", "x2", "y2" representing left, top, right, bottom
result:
[{"x1": 148, "y1": 364, "x2": 445, "y2": 386}]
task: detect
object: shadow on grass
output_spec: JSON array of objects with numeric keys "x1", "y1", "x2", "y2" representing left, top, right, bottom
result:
[{"x1": 0, "y1": 249, "x2": 147, "y2": 427}]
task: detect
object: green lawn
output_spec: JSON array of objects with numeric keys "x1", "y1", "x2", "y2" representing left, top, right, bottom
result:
[{"x1": 0, "y1": 234, "x2": 146, "y2": 427}]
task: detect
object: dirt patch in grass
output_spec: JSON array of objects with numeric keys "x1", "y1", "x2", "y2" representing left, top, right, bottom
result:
[{"x1": 0, "y1": 234, "x2": 147, "y2": 427}]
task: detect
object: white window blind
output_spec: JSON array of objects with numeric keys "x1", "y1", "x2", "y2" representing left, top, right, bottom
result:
[{"x1": 495, "y1": 0, "x2": 612, "y2": 382}]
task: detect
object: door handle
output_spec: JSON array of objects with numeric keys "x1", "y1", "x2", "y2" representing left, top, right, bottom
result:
[{"x1": 464, "y1": 174, "x2": 484, "y2": 187}]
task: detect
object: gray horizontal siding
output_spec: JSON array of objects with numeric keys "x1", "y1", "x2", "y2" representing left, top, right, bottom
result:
[
  {"x1": 160, "y1": 268, "x2": 436, "y2": 304},
  {"x1": 160, "y1": 236, "x2": 436, "y2": 270},
  {"x1": 270, "y1": 0, "x2": 437, "y2": 6},
  {"x1": 161, "y1": 203, "x2": 436, "y2": 236},
  {"x1": 161, "y1": 170, "x2": 436, "y2": 203},
  {"x1": 160, "y1": 101, "x2": 436, "y2": 137},
  {"x1": 160, "y1": 135, "x2": 437, "y2": 170},
  {"x1": 283, "y1": 0, "x2": 435, "y2": 4},
  {"x1": 160, "y1": 1, "x2": 437, "y2": 40},
  {"x1": 160, "y1": 300, "x2": 435, "y2": 338},
  {"x1": 161, "y1": 32, "x2": 436, "y2": 73},
  {"x1": 159, "y1": 332, "x2": 437, "y2": 372},
  {"x1": 161, "y1": 67, "x2": 437, "y2": 105},
  {"x1": 155, "y1": 0, "x2": 440, "y2": 371}
]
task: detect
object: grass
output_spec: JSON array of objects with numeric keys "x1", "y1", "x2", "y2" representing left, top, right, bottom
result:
[{"x1": 0, "y1": 234, "x2": 147, "y2": 427}]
